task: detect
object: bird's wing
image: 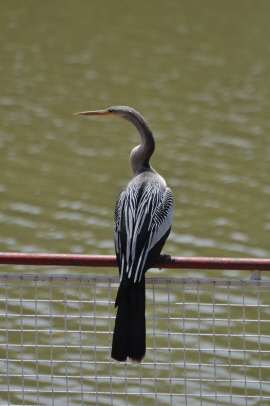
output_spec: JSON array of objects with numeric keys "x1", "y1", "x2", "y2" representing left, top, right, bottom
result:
[
  {"x1": 148, "y1": 187, "x2": 174, "y2": 251},
  {"x1": 114, "y1": 187, "x2": 127, "y2": 265},
  {"x1": 114, "y1": 181, "x2": 173, "y2": 286}
]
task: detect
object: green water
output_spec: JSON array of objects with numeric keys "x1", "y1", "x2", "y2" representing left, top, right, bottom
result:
[{"x1": 1, "y1": 1, "x2": 270, "y2": 404}]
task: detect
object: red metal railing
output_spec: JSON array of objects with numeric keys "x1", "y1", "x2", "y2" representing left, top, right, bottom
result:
[{"x1": 0, "y1": 253, "x2": 270, "y2": 270}]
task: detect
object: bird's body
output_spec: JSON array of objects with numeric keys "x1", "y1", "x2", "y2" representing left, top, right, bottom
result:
[
  {"x1": 113, "y1": 170, "x2": 173, "y2": 362},
  {"x1": 75, "y1": 106, "x2": 173, "y2": 363}
]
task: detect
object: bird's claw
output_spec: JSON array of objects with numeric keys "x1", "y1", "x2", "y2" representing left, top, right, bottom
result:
[
  {"x1": 158, "y1": 253, "x2": 171, "y2": 269},
  {"x1": 159, "y1": 253, "x2": 171, "y2": 260}
]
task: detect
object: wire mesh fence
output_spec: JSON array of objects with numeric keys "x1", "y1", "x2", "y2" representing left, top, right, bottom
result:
[{"x1": 0, "y1": 272, "x2": 270, "y2": 405}]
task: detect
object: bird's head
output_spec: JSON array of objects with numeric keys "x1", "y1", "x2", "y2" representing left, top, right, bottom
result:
[{"x1": 74, "y1": 106, "x2": 135, "y2": 119}]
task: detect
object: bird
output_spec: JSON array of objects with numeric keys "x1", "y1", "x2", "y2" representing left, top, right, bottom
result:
[{"x1": 74, "y1": 106, "x2": 173, "y2": 364}]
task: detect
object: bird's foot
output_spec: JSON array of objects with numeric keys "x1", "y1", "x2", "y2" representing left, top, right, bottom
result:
[
  {"x1": 158, "y1": 253, "x2": 171, "y2": 269},
  {"x1": 159, "y1": 253, "x2": 171, "y2": 260}
]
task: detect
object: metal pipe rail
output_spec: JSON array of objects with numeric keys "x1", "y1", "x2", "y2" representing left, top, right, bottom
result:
[{"x1": 1, "y1": 252, "x2": 270, "y2": 270}]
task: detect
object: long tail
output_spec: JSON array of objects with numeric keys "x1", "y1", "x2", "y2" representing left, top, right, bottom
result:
[{"x1": 111, "y1": 276, "x2": 146, "y2": 363}]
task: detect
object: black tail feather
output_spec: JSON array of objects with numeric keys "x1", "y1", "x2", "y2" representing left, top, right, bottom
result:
[
  {"x1": 111, "y1": 277, "x2": 146, "y2": 363},
  {"x1": 111, "y1": 294, "x2": 129, "y2": 362}
]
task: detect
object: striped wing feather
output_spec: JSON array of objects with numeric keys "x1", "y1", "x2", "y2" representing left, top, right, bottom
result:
[{"x1": 114, "y1": 177, "x2": 173, "y2": 306}]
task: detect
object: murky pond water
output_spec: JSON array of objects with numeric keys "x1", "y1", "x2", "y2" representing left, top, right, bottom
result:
[{"x1": 1, "y1": 1, "x2": 270, "y2": 404}]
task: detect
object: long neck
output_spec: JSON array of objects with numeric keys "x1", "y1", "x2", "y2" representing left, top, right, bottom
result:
[{"x1": 123, "y1": 112, "x2": 155, "y2": 174}]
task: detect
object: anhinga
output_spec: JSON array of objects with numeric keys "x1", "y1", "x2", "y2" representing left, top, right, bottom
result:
[{"x1": 75, "y1": 106, "x2": 173, "y2": 364}]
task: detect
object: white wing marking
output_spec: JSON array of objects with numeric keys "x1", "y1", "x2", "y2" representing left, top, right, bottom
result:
[{"x1": 114, "y1": 176, "x2": 173, "y2": 283}]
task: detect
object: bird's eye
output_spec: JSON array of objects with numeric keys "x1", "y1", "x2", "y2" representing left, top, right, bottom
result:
[{"x1": 108, "y1": 108, "x2": 113, "y2": 113}]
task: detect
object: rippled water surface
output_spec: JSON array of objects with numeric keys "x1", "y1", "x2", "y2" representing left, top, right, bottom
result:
[
  {"x1": 1, "y1": 1, "x2": 270, "y2": 404},
  {"x1": 1, "y1": 1, "x2": 270, "y2": 273}
]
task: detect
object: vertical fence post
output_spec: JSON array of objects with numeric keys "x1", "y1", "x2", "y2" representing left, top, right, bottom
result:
[{"x1": 250, "y1": 270, "x2": 261, "y2": 280}]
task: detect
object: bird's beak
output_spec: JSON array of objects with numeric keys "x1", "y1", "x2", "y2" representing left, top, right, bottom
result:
[{"x1": 73, "y1": 110, "x2": 112, "y2": 116}]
